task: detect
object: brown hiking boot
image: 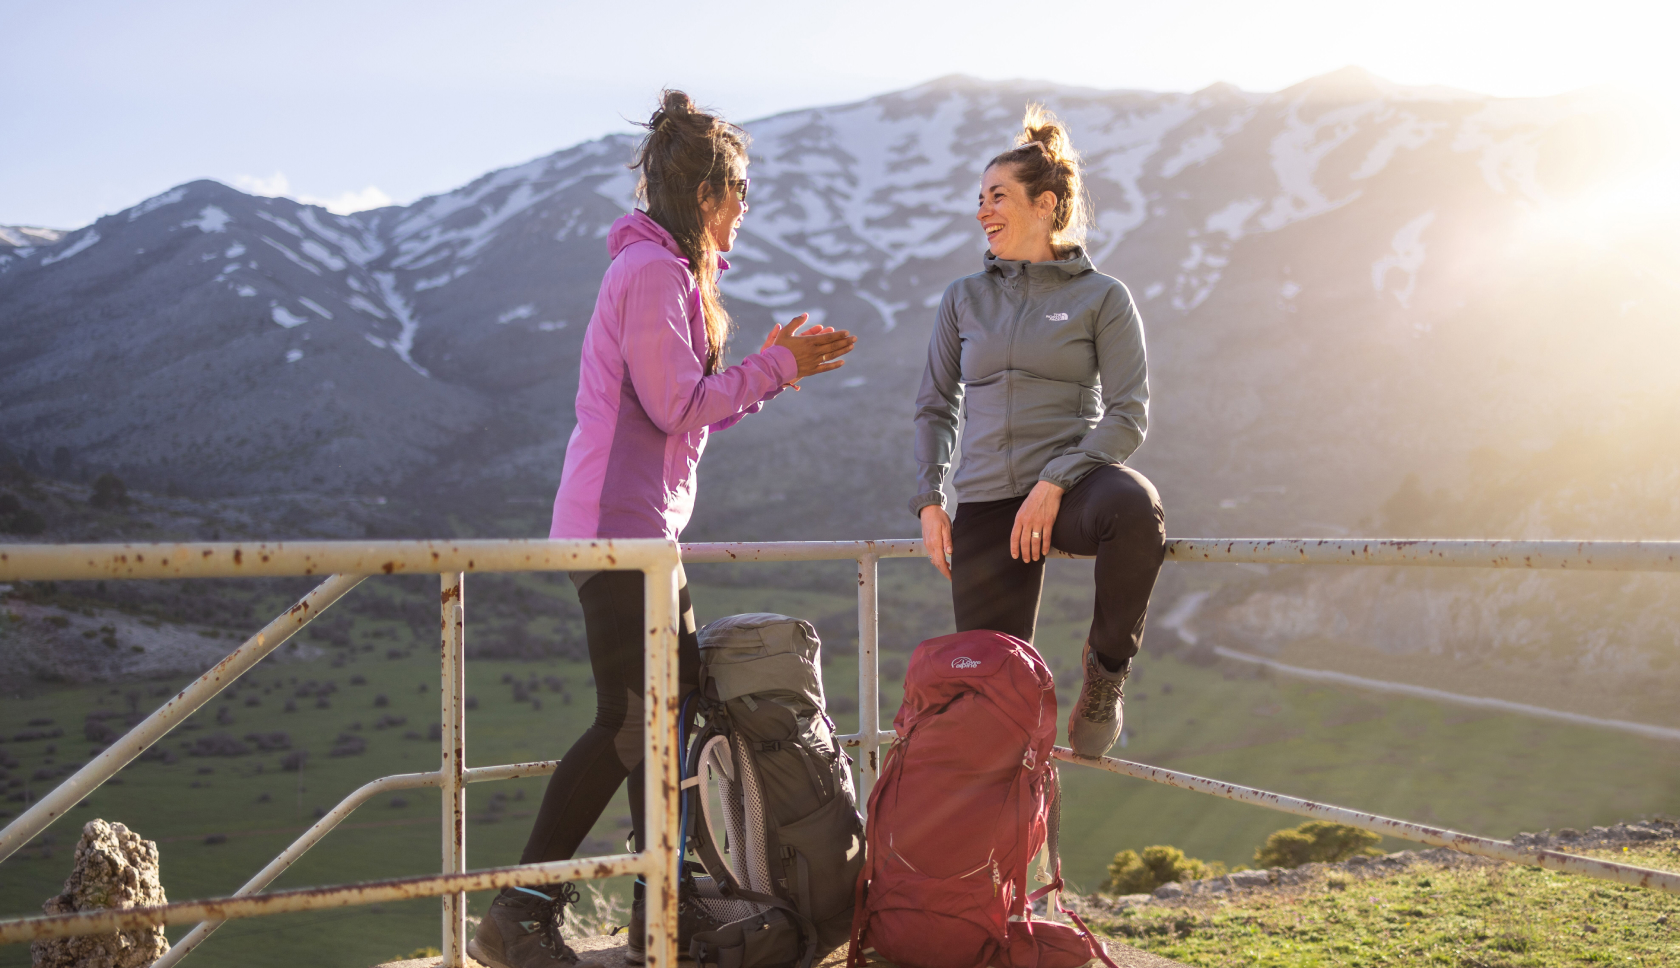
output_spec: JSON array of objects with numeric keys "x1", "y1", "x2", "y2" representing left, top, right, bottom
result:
[
  {"x1": 1066, "y1": 643, "x2": 1128, "y2": 758},
  {"x1": 467, "y1": 885, "x2": 609, "y2": 968}
]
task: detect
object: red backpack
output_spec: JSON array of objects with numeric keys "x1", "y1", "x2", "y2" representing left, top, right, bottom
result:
[{"x1": 848, "y1": 630, "x2": 1117, "y2": 968}]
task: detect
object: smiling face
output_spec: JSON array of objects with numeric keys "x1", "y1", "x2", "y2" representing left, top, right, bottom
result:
[
  {"x1": 977, "y1": 163, "x2": 1058, "y2": 262},
  {"x1": 700, "y1": 158, "x2": 749, "y2": 253}
]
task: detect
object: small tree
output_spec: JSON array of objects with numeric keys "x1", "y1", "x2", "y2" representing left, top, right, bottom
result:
[
  {"x1": 90, "y1": 472, "x2": 129, "y2": 509},
  {"x1": 1102, "y1": 845, "x2": 1227, "y2": 895},
  {"x1": 1253, "y1": 821, "x2": 1382, "y2": 869}
]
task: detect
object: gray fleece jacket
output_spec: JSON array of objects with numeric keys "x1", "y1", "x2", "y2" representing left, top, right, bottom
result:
[{"x1": 910, "y1": 246, "x2": 1148, "y2": 516}]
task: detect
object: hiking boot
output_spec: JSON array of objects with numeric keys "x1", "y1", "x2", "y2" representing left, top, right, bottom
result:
[
  {"x1": 624, "y1": 892, "x2": 724, "y2": 964},
  {"x1": 467, "y1": 884, "x2": 608, "y2": 968},
  {"x1": 1066, "y1": 643, "x2": 1129, "y2": 758}
]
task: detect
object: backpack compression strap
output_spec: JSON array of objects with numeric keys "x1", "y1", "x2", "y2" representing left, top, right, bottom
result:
[{"x1": 1025, "y1": 767, "x2": 1119, "y2": 968}]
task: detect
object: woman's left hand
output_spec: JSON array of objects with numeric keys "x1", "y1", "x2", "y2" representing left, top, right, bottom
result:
[
  {"x1": 760, "y1": 314, "x2": 837, "y2": 388},
  {"x1": 1011, "y1": 480, "x2": 1064, "y2": 562}
]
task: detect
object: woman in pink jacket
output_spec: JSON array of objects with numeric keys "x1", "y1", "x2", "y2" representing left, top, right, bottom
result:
[{"x1": 469, "y1": 91, "x2": 856, "y2": 968}]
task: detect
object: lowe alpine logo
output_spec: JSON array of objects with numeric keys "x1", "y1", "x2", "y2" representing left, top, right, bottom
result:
[
  {"x1": 1045, "y1": 312, "x2": 1069, "y2": 321},
  {"x1": 950, "y1": 656, "x2": 983, "y2": 670}
]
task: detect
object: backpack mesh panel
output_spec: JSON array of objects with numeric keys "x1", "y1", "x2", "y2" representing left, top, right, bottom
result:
[{"x1": 734, "y1": 734, "x2": 775, "y2": 895}]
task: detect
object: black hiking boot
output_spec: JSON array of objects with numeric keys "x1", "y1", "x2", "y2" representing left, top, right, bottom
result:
[
  {"x1": 467, "y1": 884, "x2": 608, "y2": 968},
  {"x1": 624, "y1": 892, "x2": 724, "y2": 964},
  {"x1": 1066, "y1": 642, "x2": 1129, "y2": 758}
]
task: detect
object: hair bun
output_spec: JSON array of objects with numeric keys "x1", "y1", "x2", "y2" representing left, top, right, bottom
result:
[
  {"x1": 647, "y1": 89, "x2": 698, "y2": 131},
  {"x1": 1019, "y1": 104, "x2": 1077, "y2": 168},
  {"x1": 661, "y1": 89, "x2": 695, "y2": 117}
]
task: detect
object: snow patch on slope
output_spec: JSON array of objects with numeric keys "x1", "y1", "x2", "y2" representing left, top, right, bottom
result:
[
  {"x1": 1352, "y1": 111, "x2": 1442, "y2": 179},
  {"x1": 372, "y1": 271, "x2": 429, "y2": 377},
  {"x1": 128, "y1": 188, "x2": 187, "y2": 221},
  {"x1": 184, "y1": 206, "x2": 231, "y2": 233},
  {"x1": 1372, "y1": 211, "x2": 1436, "y2": 308},
  {"x1": 271, "y1": 304, "x2": 309, "y2": 328},
  {"x1": 40, "y1": 230, "x2": 102, "y2": 266},
  {"x1": 1258, "y1": 99, "x2": 1373, "y2": 231}
]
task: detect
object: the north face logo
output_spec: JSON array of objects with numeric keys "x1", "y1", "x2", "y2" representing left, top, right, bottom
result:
[
  {"x1": 1045, "y1": 312, "x2": 1069, "y2": 321},
  {"x1": 950, "y1": 656, "x2": 982, "y2": 670}
]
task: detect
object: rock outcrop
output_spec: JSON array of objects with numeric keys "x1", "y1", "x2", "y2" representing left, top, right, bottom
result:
[{"x1": 31, "y1": 820, "x2": 168, "y2": 968}]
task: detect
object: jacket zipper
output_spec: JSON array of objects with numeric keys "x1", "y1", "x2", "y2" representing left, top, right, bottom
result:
[{"x1": 1003, "y1": 271, "x2": 1029, "y2": 495}]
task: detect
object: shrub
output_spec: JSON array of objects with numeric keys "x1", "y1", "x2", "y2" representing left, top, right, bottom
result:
[
  {"x1": 1102, "y1": 845, "x2": 1228, "y2": 895},
  {"x1": 0, "y1": 492, "x2": 46, "y2": 535},
  {"x1": 89, "y1": 473, "x2": 129, "y2": 509},
  {"x1": 1253, "y1": 821, "x2": 1382, "y2": 869}
]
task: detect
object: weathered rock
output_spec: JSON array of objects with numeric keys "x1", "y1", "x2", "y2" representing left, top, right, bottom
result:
[
  {"x1": 1152, "y1": 882, "x2": 1184, "y2": 899},
  {"x1": 31, "y1": 820, "x2": 168, "y2": 968},
  {"x1": 1229, "y1": 870, "x2": 1272, "y2": 888}
]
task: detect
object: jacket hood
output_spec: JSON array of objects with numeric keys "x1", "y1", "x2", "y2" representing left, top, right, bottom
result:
[
  {"x1": 607, "y1": 209, "x2": 729, "y2": 271},
  {"x1": 983, "y1": 245, "x2": 1094, "y2": 281}
]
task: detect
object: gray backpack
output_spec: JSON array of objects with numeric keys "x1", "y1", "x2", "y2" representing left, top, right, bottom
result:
[{"x1": 682, "y1": 614, "x2": 866, "y2": 968}]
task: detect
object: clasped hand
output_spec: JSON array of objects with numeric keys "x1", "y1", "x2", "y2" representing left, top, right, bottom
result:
[{"x1": 760, "y1": 313, "x2": 857, "y2": 384}]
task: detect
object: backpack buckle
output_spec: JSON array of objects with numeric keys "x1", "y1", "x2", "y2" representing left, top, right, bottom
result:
[{"x1": 1022, "y1": 748, "x2": 1036, "y2": 770}]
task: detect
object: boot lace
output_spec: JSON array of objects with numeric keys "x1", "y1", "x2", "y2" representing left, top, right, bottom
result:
[
  {"x1": 525, "y1": 883, "x2": 582, "y2": 962},
  {"x1": 1078, "y1": 661, "x2": 1127, "y2": 724}
]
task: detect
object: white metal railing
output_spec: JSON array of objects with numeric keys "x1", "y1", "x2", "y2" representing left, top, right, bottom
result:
[{"x1": 1, "y1": 537, "x2": 1678, "y2": 963}]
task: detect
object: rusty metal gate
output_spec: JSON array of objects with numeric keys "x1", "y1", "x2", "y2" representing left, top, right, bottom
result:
[{"x1": 0, "y1": 536, "x2": 1677, "y2": 964}]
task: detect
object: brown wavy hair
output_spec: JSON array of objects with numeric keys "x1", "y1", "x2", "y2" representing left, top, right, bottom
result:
[
  {"x1": 985, "y1": 105, "x2": 1090, "y2": 252},
  {"x1": 629, "y1": 90, "x2": 749, "y2": 374}
]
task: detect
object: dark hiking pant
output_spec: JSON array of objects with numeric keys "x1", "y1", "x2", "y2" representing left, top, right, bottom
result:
[
  {"x1": 518, "y1": 568, "x2": 699, "y2": 868},
  {"x1": 950, "y1": 464, "x2": 1165, "y2": 668}
]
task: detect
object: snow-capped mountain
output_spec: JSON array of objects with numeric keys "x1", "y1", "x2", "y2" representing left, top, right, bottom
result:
[
  {"x1": 5, "y1": 68, "x2": 1677, "y2": 709},
  {"x1": 2, "y1": 69, "x2": 1671, "y2": 546}
]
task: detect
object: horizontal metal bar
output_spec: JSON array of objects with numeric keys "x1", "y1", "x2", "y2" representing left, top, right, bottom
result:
[
  {"x1": 0, "y1": 853, "x2": 652, "y2": 945},
  {"x1": 1162, "y1": 538, "x2": 1680, "y2": 572},
  {"x1": 682, "y1": 539, "x2": 925, "y2": 563},
  {"x1": 153, "y1": 770, "x2": 444, "y2": 968},
  {"x1": 6, "y1": 538, "x2": 1672, "y2": 582},
  {"x1": 0, "y1": 538, "x2": 680, "y2": 581},
  {"x1": 462, "y1": 760, "x2": 561, "y2": 783},
  {"x1": 0, "y1": 573, "x2": 365, "y2": 863},
  {"x1": 837, "y1": 731, "x2": 898, "y2": 749},
  {"x1": 1052, "y1": 747, "x2": 1680, "y2": 894},
  {"x1": 689, "y1": 538, "x2": 1680, "y2": 573}
]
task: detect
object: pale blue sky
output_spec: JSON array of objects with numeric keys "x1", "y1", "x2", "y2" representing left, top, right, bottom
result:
[{"x1": 2, "y1": 0, "x2": 1672, "y2": 228}]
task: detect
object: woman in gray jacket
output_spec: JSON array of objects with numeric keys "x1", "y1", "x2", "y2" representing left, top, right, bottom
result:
[{"x1": 912, "y1": 107, "x2": 1165, "y2": 758}]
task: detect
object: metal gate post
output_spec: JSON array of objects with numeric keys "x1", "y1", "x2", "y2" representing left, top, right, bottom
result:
[
  {"x1": 440, "y1": 573, "x2": 467, "y2": 966},
  {"x1": 856, "y1": 554, "x2": 881, "y2": 810},
  {"x1": 643, "y1": 555, "x2": 683, "y2": 968}
]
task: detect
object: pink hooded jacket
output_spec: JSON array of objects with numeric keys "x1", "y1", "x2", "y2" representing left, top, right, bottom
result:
[{"x1": 550, "y1": 210, "x2": 796, "y2": 540}]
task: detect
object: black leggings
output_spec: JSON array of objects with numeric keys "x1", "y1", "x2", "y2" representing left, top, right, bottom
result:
[
  {"x1": 518, "y1": 569, "x2": 699, "y2": 866},
  {"x1": 950, "y1": 464, "x2": 1165, "y2": 668}
]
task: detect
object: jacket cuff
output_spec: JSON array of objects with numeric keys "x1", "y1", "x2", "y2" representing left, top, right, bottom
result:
[
  {"x1": 909, "y1": 491, "x2": 946, "y2": 519},
  {"x1": 763, "y1": 345, "x2": 798, "y2": 384},
  {"x1": 1039, "y1": 454, "x2": 1106, "y2": 492}
]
